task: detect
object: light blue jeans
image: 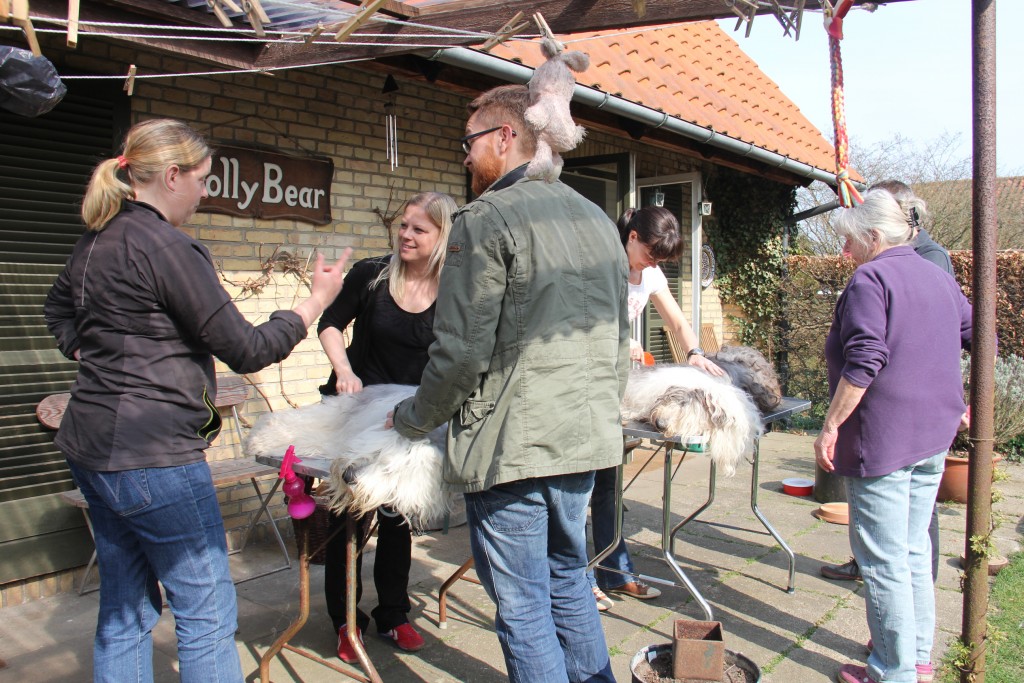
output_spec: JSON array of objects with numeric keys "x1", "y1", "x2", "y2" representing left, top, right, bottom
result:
[
  {"x1": 845, "y1": 451, "x2": 946, "y2": 683},
  {"x1": 67, "y1": 459, "x2": 244, "y2": 683},
  {"x1": 588, "y1": 466, "x2": 634, "y2": 591},
  {"x1": 465, "y1": 472, "x2": 615, "y2": 683}
]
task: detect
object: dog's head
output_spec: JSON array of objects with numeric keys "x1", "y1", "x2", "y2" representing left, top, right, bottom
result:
[{"x1": 648, "y1": 386, "x2": 728, "y2": 436}]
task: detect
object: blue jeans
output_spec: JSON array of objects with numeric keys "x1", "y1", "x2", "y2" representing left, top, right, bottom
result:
[
  {"x1": 845, "y1": 451, "x2": 946, "y2": 683},
  {"x1": 465, "y1": 472, "x2": 615, "y2": 683},
  {"x1": 67, "y1": 459, "x2": 244, "y2": 683},
  {"x1": 588, "y1": 466, "x2": 634, "y2": 591}
]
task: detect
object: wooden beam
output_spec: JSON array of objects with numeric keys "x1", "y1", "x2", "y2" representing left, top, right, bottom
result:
[
  {"x1": 30, "y1": 0, "x2": 259, "y2": 70},
  {"x1": 254, "y1": 0, "x2": 912, "y2": 70}
]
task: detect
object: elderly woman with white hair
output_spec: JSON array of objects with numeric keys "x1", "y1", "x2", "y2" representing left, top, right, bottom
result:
[{"x1": 814, "y1": 189, "x2": 971, "y2": 683}]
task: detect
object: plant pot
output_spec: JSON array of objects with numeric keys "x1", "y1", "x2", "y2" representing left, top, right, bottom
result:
[
  {"x1": 813, "y1": 461, "x2": 847, "y2": 504},
  {"x1": 937, "y1": 453, "x2": 1003, "y2": 504},
  {"x1": 631, "y1": 643, "x2": 761, "y2": 683}
]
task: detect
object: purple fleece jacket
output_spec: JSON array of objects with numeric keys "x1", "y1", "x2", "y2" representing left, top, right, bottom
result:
[{"x1": 825, "y1": 245, "x2": 972, "y2": 477}]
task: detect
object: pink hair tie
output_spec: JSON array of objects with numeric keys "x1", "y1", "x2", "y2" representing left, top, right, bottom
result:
[{"x1": 116, "y1": 155, "x2": 128, "y2": 169}]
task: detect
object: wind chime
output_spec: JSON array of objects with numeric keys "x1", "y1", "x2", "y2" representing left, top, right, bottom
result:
[{"x1": 382, "y1": 74, "x2": 399, "y2": 172}]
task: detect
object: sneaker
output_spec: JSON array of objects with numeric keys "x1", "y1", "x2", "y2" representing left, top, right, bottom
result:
[
  {"x1": 607, "y1": 580, "x2": 661, "y2": 600},
  {"x1": 593, "y1": 586, "x2": 614, "y2": 612},
  {"x1": 379, "y1": 622, "x2": 425, "y2": 652},
  {"x1": 916, "y1": 663, "x2": 934, "y2": 683},
  {"x1": 821, "y1": 558, "x2": 863, "y2": 581},
  {"x1": 337, "y1": 625, "x2": 363, "y2": 664},
  {"x1": 836, "y1": 663, "x2": 878, "y2": 683}
]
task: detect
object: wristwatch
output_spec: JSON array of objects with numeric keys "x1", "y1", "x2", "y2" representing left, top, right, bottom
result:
[{"x1": 686, "y1": 347, "x2": 705, "y2": 359}]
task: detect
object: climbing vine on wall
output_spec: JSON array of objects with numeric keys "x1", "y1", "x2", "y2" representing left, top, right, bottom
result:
[{"x1": 704, "y1": 167, "x2": 796, "y2": 355}]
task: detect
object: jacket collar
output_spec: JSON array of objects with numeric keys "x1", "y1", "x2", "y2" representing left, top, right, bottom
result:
[{"x1": 484, "y1": 164, "x2": 529, "y2": 194}]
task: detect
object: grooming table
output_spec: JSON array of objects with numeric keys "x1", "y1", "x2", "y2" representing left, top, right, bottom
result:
[
  {"x1": 254, "y1": 453, "x2": 382, "y2": 683},
  {"x1": 437, "y1": 398, "x2": 810, "y2": 625}
]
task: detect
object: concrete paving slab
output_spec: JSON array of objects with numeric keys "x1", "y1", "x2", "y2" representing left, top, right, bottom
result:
[{"x1": 1, "y1": 435, "x2": 1020, "y2": 683}]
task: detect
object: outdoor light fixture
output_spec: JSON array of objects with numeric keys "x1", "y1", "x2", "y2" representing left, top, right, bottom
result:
[{"x1": 651, "y1": 187, "x2": 665, "y2": 207}]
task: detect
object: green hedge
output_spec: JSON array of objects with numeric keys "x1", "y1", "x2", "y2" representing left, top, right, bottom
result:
[{"x1": 779, "y1": 251, "x2": 1024, "y2": 424}]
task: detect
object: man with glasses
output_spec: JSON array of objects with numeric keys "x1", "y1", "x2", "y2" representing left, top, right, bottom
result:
[{"x1": 390, "y1": 84, "x2": 628, "y2": 682}]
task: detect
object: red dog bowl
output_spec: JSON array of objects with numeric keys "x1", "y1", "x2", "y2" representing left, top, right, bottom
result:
[{"x1": 782, "y1": 477, "x2": 814, "y2": 497}]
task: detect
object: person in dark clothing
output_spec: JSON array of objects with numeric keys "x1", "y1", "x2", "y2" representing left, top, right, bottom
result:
[
  {"x1": 317, "y1": 191, "x2": 457, "y2": 663},
  {"x1": 821, "y1": 179, "x2": 953, "y2": 587},
  {"x1": 44, "y1": 119, "x2": 348, "y2": 683}
]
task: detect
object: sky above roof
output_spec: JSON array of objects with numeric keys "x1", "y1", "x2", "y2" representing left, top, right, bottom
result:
[{"x1": 723, "y1": 0, "x2": 1023, "y2": 176}]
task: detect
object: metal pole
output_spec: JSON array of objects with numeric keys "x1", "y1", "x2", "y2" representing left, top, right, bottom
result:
[{"x1": 961, "y1": 2, "x2": 997, "y2": 681}]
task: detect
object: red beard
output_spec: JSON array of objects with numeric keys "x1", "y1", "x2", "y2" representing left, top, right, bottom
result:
[{"x1": 470, "y1": 152, "x2": 503, "y2": 197}]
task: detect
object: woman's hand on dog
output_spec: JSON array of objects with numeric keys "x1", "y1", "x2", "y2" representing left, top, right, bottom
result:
[{"x1": 688, "y1": 354, "x2": 725, "y2": 377}]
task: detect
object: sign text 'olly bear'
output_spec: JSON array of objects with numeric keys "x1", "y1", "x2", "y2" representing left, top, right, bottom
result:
[{"x1": 198, "y1": 145, "x2": 333, "y2": 225}]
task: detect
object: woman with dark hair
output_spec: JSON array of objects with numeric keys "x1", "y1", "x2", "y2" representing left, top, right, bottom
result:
[
  {"x1": 589, "y1": 206, "x2": 724, "y2": 610},
  {"x1": 317, "y1": 191, "x2": 458, "y2": 662},
  {"x1": 44, "y1": 118, "x2": 349, "y2": 682}
]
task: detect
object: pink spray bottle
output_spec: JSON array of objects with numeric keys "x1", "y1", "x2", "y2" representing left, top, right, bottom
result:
[{"x1": 279, "y1": 445, "x2": 316, "y2": 520}]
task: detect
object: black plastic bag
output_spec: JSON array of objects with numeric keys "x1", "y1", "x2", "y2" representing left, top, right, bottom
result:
[{"x1": 0, "y1": 46, "x2": 67, "y2": 117}]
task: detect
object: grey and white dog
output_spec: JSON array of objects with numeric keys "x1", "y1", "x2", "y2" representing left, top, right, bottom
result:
[{"x1": 245, "y1": 346, "x2": 781, "y2": 519}]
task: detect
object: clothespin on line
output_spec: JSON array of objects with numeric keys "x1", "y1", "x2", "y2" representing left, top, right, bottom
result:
[
  {"x1": 242, "y1": 0, "x2": 269, "y2": 37},
  {"x1": 207, "y1": 0, "x2": 242, "y2": 29},
  {"x1": 727, "y1": 0, "x2": 757, "y2": 39},
  {"x1": 532, "y1": 13, "x2": 563, "y2": 53},
  {"x1": 304, "y1": 21, "x2": 325, "y2": 44},
  {"x1": 335, "y1": 0, "x2": 388, "y2": 42},
  {"x1": 10, "y1": 0, "x2": 41, "y2": 56},
  {"x1": 67, "y1": 0, "x2": 79, "y2": 47},
  {"x1": 480, "y1": 11, "x2": 529, "y2": 52},
  {"x1": 123, "y1": 64, "x2": 137, "y2": 97}
]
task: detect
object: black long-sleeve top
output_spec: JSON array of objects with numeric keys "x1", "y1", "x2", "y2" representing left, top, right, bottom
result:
[
  {"x1": 317, "y1": 256, "x2": 435, "y2": 392},
  {"x1": 44, "y1": 201, "x2": 307, "y2": 470}
]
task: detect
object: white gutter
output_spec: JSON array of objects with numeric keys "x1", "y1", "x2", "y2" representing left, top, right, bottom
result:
[{"x1": 429, "y1": 46, "x2": 845, "y2": 188}]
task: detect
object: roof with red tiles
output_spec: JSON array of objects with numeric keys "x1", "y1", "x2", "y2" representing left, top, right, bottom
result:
[{"x1": 491, "y1": 22, "x2": 839, "y2": 177}]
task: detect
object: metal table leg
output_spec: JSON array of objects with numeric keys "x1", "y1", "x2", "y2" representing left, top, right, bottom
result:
[
  {"x1": 258, "y1": 510, "x2": 381, "y2": 683},
  {"x1": 660, "y1": 444, "x2": 715, "y2": 621},
  {"x1": 749, "y1": 437, "x2": 797, "y2": 592},
  {"x1": 232, "y1": 477, "x2": 292, "y2": 583}
]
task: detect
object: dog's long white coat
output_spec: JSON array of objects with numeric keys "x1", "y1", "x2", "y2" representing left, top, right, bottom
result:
[
  {"x1": 245, "y1": 366, "x2": 764, "y2": 520},
  {"x1": 620, "y1": 364, "x2": 763, "y2": 477}
]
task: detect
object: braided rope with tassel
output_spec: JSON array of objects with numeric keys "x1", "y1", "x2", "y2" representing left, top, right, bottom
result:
[{"x1": 826, "y1": 1, "x2": 863, "y2": 208}]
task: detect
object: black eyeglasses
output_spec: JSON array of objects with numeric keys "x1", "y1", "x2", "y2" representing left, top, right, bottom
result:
[{"x1": 459, "y1": 126, "x2": 515, "y2": 154}]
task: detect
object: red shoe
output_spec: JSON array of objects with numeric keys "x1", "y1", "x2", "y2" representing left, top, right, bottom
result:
[
  {"x1": 337, "y1": 625, "x2": 363, "y2": 664},
  {"x1": 379, "y1": 622, "x2": 425, "y2": 652}
]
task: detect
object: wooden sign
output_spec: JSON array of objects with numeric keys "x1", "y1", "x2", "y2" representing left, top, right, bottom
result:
[{"x1": 198, "y1": 144, "x2": 333, "y2": 225}]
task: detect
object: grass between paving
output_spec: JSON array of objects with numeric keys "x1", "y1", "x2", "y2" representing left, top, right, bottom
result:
[{"x1": 939, "y1": 551, "x2": 1024, "y2": 683}]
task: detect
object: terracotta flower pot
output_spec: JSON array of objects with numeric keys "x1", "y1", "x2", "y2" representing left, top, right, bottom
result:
[{"x1": 937, "y1": 453, "x2": 1003, "y2": 504}]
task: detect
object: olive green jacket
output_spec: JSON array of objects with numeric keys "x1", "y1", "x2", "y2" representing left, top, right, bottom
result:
[{"x1": 393, "y1": 170, "x2": 630, "y2": 493}]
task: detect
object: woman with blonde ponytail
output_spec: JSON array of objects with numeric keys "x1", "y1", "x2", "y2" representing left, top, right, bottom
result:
[{"x1": 44, "y1": 118, "x2": 351, "y2": 683}]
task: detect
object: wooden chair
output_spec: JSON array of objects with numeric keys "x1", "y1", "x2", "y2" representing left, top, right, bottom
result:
[
  {"x1": 44, "y1": 373, "x2": 291, "y2": 595},
  {"x1": 663, "y1": 323, "x2": 721, "y2": 364}
]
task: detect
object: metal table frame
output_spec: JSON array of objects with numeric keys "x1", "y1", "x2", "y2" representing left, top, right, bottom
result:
[
  {"x1": 604, "y1": 397, "x2": 810, "y2": 621},
  {"x1": 254, "y1": 453, "x2": 382, "y2": 683}
]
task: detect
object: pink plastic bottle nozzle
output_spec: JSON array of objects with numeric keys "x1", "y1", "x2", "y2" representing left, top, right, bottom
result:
[{"x1": 279, "y1": 445, "x2": 316, "y2": 520}]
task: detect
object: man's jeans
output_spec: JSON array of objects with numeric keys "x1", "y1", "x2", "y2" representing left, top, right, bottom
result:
[
  {"x1": 67, "y1": 459, "x2": 244, "y2": 683},
  {"x1": 465, "y1": 472, "x2": 615, "y2": 683},
  {"x1": 589, "y1": 466, "x2": 633, "y2": 591},
  {"x1": 845, "y1": 451, "x2": 946, "y2": 683}
]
